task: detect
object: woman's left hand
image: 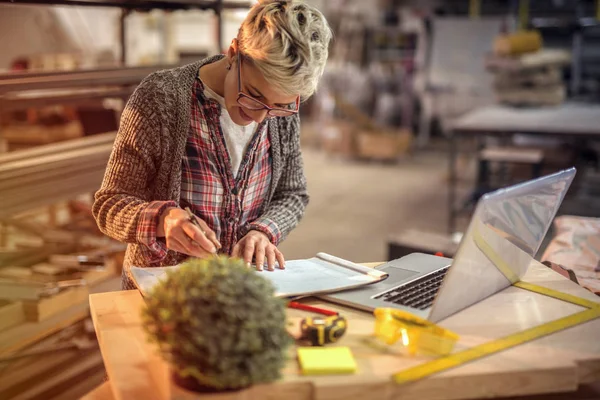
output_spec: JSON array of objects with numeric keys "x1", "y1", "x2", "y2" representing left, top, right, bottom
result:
[{"x1": 232, "y1": 230, "x2": 285, "y2": 271}]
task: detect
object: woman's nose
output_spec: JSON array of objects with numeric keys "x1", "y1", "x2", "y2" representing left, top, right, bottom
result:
[{"x1": 249, "y1": 108, "x2": 268, "y2": 123}]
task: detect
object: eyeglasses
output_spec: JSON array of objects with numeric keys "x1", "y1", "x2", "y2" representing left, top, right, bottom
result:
[{"x1": 236, "y1": 54, "x2": 300, "y2": 118}]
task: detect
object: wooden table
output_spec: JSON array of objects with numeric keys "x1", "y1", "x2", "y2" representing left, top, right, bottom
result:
[
  {"x1": 447, "y1": 102, "x2": 600, "y2": 233},
  {"x1": 89, "y1": 261, "x2": 600, "y2": 400}
]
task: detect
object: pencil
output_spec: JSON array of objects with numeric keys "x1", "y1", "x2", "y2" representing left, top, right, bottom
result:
[
  {"x1": 288, "y1": 302, "x2": 339, "y2": 316},
  {"x1": 184, "y1": 207, "x2": 221, "y2": 251}
]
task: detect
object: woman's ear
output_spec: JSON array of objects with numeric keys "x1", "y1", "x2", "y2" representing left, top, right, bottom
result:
[{"x1": 226, "y1": 39, "x2": 239, "y2": 66}]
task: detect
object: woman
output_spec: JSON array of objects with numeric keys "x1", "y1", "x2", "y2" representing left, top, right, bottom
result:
[{"x1": 93, "y1": 0, "x2": 332, "y2": 289}]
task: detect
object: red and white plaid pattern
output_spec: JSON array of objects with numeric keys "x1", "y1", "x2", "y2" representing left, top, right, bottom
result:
[
  {"x1": 136, "y1": 78, "x2": 279, "y2": 260},
  {"x1": 136, "y1": 200, "x2": 177, "y2": 262}
]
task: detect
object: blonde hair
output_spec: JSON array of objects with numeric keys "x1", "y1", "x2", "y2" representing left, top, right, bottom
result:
[{"x1": 237, "y1": 0, "x2": 332, "y2": 100}]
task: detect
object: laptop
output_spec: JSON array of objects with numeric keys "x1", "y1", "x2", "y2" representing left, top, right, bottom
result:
[{"x1": 321, "y1": 168, "x2": 576, "y2": 323}]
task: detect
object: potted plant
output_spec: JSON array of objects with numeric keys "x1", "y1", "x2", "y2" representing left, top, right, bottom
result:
[{"x1": 141, "y1": 256, "x2": 292, "y2": 392}]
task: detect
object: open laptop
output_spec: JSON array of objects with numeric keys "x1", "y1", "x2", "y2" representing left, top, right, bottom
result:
[{"x1": 321, "y1": 168, "x2": 576, "y2": 323}]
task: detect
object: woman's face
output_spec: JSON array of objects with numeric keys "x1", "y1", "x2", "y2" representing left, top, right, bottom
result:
[{"x1": 223, "y1": 54, "x2": 298, "y2": 126}]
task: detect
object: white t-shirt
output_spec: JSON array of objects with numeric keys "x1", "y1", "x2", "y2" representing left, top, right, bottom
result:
[{"x1": 199, "y1": 76, "x2": 257, "y2": 177}]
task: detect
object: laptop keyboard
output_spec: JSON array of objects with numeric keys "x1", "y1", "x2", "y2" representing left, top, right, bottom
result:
[{"x1": 373, "y1": 266, "x2": 450, "y2": 310}]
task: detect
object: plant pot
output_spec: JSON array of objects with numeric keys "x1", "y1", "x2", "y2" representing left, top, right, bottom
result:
[{"x1": 171, "y1": 370, "x2": 250, "y2": 394}]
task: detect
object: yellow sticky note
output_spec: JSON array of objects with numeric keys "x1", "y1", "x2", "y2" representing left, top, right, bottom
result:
[{"x1": 297, "y1": 346, "x2": 357, "y2": 375}]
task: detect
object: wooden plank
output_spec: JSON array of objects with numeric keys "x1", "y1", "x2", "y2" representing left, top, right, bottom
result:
[
  {"x1": 0, "y1": 266, "x2": 33, "y2": 279},
  {"x1": 0, "y1": 276, "x2": 120, "y2": 356},
  {"x1": 0, "y1": 320, "x2": 85, "y2": 391},
  {"x1": 0, "y1": 65, "x2": 174, "y2": 94},
  {"x1": 90, "y1": 262, "x2": 600, "y2": 400},
  {"x1": 0, "y1": 157, "x2": 109, "y2": 191},
  {"x1": 48, "y1": 367, "x2": 109, "y2": 400},
  {"x1": 21, "y1": 260, "x2": 118, "y2": 321},
  {"x1": 0, "y1": 279, "x2": 50, "y2": 301},
  {"x1": 0, "y1": 157, "x2": 108, "y2": 191},
  {"x1": 0, "y1": 301, "x2": 25, "y2": 332},
  {"x1": 0, "y1": 349, "x2": 82, "y2": 398},
  {"x1": 0, "y1": 170, "x2": 107, "y2": 219},
  {"x1": 23, "y1": 286, "x2": 90, "y2": 322},
  {"x1": 83, "y1": 258, "x2": 119, "y2": 287},
  {"x1": 0, "y1": 132, "x2": 115, "y2": 165},
  {"x1": 0, "y1": 171, "x2": 107, "y2": 212},
  {"x1": 5, "y1": 219, "x2": 83, "y2": 242},
  {"x1": 3, "y1": 260, "x2": 117, "y2": 318},
  {"x1": 1, "y1": 121, "x2": 83, "y2": 147},
  {"x1": 1, "y1": 168, "x2": 105, "y2": 201},
  {"x1": 0, "y1": 301, "x2": 89, "y2": 356},
  {"x1": 1, "y1": 173, "x2": 107, "y2": 209},
  {"x1": 0, "y1": 64, "x2": 172, "y2": 82},
  {"x1": 31, "y1": 263, "x2": 66, "y2": 276},
  {"x1": 80, "y1": 381, "x2": 114, "y2": 400},
  {"x1": 0, "y1": 248, "x2": 34, "y2": 264},
  {"x1": 0, "y1": 244, "x2": 78, "y2": 269},
  {"x1": 11, "y1": 350, "x2": 104, "y2": 400},
  {"x1": 0, "y1": 144, "x2": 113, "y2": 180},
  {"x1": 0, "y1": 86, "x2": 134, "y2": 112}
]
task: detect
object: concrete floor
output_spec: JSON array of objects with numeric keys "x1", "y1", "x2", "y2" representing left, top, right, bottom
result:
[{"x1": 279, "y1": 148, "x2": 457, "y2": 264}]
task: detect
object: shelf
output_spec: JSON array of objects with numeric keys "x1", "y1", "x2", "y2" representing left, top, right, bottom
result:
[
  {"x1": 531, "y1": 17, "x2": 600, "y2": 30},
  {"x1": 0, "y1": 0, "x2": 252, "y2": 11},
  {"x1": 0, "y1": 64, "x2": 176, "y2": 94},
  {"x1": 0, "y1": 86, "x2": 136, "y2": 112},
  {"x1": 0, "y1": 64, "x2": 172, "y2": 81}
]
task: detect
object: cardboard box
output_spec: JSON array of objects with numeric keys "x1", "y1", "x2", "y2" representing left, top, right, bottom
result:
[
  {"x1": 356, "y1": 129, "x2": 412, "y2": 161},
  {"x1": 320, "y1": 121, "x2": 356, "y2": 157}
]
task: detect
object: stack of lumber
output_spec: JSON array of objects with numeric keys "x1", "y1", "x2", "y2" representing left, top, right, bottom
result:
[
  {"x1": 0, "y1": 132, "x2": 116, "y2": 219},
  {"x1": 0, "y1": 208, "x2": 124, "y2": 400},
  {"x1": 0, "y1": 65, "x2": 167, "y2": 151},
  {"x1": 486, "y1": 30, "x2": 571, "y2": 107},
  {"x1": 0, "y1": 121, "x2": 84, "y2": 151},
  {"x1": 0, "y1": 64, "x2": 174, "y2": 109},
  {"x1": 0, "y1": 214, "x2": 124, "y2": 338},
  {"x1": 0, "y1": 318, "x2": 109, "y2": 400}
]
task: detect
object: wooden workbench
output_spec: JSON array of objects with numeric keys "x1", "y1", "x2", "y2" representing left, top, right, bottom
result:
[
  {"x1": 450, "y1": 103, "x2": 600, "y2": 138},
  {"x1": 446, "y1": 102, "x2": 600, "y2": 233},
  {"x1": 89, "y1": 261, "x2": 600, "y2": 400}
]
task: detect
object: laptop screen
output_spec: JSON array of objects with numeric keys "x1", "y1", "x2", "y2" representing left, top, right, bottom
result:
[{"x1": 428, "y1": 168, "x2": 576, "y2": 323}]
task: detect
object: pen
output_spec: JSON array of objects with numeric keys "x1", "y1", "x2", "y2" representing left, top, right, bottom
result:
[
  {"x1": 184, "y1": 207, "x2": 221, "y2": 251},
  {"x1": 288, "y1": 302, "x2": 339, "y2": 316}
]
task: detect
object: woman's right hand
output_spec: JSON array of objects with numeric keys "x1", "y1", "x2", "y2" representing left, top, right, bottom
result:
[{"x1": 157, "y1": 207, "x2": 220, "y2": 257}]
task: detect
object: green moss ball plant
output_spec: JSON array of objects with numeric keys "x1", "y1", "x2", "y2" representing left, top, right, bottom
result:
[{"x1": 141, "y1": 256, "x2": 292, "y2": 392}]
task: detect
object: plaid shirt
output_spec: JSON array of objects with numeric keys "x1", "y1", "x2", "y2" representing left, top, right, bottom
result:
[{"x1": 136, "y1": 78, "x2": 279, "y2": 262}]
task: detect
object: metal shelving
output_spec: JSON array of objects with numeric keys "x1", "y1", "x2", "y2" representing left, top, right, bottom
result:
[
  {"x1": 0, "y1": 0, "x2": 252, "y2": 11},
  {"x1": 0, "y1": 0, "x2": 253, "y2": 112},
  {"x1": 0, "y1": 0, "x2": 253, "y2": 63}
]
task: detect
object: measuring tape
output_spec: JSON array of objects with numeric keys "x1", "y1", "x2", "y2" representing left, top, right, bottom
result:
[
  {"x1": 300, "y1": 315, "x2": 347, "y2": 346},
  {"x1": 393, "y1": 225, "x2": 600, "y2": 384}
]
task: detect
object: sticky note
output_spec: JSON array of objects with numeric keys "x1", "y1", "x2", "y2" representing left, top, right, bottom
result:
[{"x1": 297, "y1": 346, "x2": 357, "y2": 375}]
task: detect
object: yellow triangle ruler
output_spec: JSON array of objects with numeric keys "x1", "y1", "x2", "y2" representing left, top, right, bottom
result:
[
  {"x1": 393, "y1": 226, "x2": 600, "y2": 384},
  {"x1": 393, "y1": 305, "x2": 600, "y2": 384}
]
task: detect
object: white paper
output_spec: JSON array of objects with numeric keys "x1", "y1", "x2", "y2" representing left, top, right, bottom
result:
[{"x1": 130, "y1": 253, "x2": 387, "y2": 298}]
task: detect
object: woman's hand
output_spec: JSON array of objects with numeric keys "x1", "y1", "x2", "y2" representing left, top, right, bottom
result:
[
  {"x1": 232, "y1": 230, "x2": 285, "y2": 271},
  {"x1": 157, "y1": 207, "x2": 220, "y2": 257}
]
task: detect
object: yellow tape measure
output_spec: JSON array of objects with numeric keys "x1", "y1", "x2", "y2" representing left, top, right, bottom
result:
[{"x1": 392, "y1": 226, "x2": 600, "y2": 384}]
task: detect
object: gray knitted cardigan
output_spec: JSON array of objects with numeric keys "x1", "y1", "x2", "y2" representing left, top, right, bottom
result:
[{"x1": 93, "y1": 55, "x2": 308, "y2": 276}]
